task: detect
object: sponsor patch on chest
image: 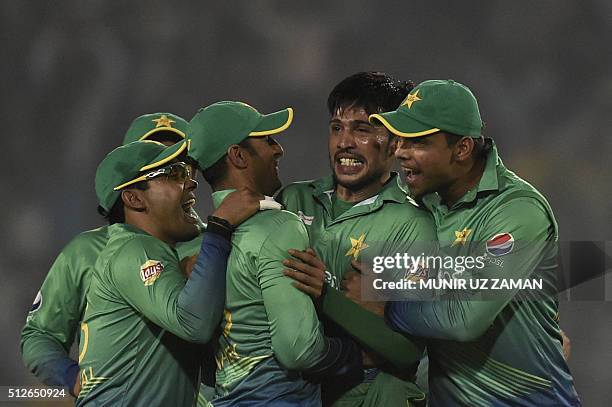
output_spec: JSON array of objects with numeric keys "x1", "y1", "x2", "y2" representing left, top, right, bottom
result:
[{"x1": 140, "y1": 260, "x2": 164, "y2": 286}]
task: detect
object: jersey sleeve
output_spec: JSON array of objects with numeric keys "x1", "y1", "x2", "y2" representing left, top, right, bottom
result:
[
  {"x1": 255, "y1": 216, "x2": 328, "y2": 371},
  {"x1": 111, "y1": 232, "x2": 230, "y2": 343},
  {"x1": 20, "y1": 244, "x2": 88, "y2": 391},
  {"x1": 386, "y1": 197, "x2": 555, "y2": 341}
]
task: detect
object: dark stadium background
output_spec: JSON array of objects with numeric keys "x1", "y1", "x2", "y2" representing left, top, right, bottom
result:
[{"x1": 1, "y1": 1, "x2": 611, "y2": 405}]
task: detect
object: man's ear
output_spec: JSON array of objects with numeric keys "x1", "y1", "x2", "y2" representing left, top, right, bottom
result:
[
  {"x1": 226, "y1": 144, "x2": 249, "y2": 169},
  {"x1": 121, "y1": 189, "x2": 147, "y2": 212},
  {"x1": 454, "y1": 136, "x2": 475, "y2": 162},
  {"x1": 387, "y1": 136, "x2": 398, "y2": 157}
]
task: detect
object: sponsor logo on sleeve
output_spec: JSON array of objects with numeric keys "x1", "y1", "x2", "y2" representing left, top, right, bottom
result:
[
  {"x1": 486, "y1": 233, "x2": 514, "y2": 256},
  {"x1": 140, "y1": 260, "x2": 164, "y2": 286}
]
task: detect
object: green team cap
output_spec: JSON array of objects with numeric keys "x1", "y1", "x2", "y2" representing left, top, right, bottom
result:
[
  {"x1": 369, "y1": 79, "x2": 483, "y2": 138},
  {"x1": 187, "y1": 101, "x2": 293, "y2": 170},
  {"x1": 95, "y1": 140, "x2": 187, "y2": 212},
  {"x1": 122, "y1": 112, "x2": 188, "y2": 145}
]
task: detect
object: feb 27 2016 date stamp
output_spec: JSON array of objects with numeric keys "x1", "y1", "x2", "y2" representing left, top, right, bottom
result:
[{"x1": 1, "y1": 387, "x2": 69, "y2": 401}]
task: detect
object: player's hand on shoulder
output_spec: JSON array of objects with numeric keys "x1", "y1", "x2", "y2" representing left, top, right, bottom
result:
[
  {"x1": 212, "y1": 187, "x2": 264, "y2": 226},
  {"x1": 283, "y1": 248, "x2": 326, "y2": 299}
]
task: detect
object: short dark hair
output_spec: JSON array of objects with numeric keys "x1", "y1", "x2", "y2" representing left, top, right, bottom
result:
[
  {"x1": 327, "y1": 72, "x2": 415, "y2": 116},
  {"x1": 202, "y1": 138, "x2": 257, "y2": 189},
  {"x1": 98, "y1": 181, "x2": 149, "y2": 225},
  {"x1": 444, "y1": 132, "x2": 490, "y2": 161},
  {"x1": 146, "y1": 131, "x2": 184, "y2": 145}
]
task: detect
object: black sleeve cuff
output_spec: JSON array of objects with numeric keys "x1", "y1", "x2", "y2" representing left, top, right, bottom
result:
[{"x1": 205, "y1": 216, "x2": 235, "y2": 241}]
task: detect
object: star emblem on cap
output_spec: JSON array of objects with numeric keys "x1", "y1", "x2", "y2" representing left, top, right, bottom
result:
[
  {"x1": 152, "y1": 114, "x2": 175, "y2": 128},
  {"x1": 345, "y1": 234, "x2": 369, "y2": 260},
  {"x1": 402, "y1": 90, "x2": 422, "y2": 109},
  {"x1": 452, "y1": 227, "x2": 472, "y2": 246}
]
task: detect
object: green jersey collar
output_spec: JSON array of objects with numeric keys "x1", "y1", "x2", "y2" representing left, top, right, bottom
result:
[
  {"x1": 422, "y1": 138, "x2": 501, "y2": 211},
  {"x1": 309, "y1": 173, "x2": 409, "y2": 223},
  {"x1": 212, "y1": 189, "x2": 237, "y2": 209},
  {"x1": 311, "y1": 172, "x2": 408, "y2": 205}
]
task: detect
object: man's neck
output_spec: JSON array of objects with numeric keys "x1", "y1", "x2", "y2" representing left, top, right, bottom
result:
[
  {"x1": 439, "y1": 158, "x2": 486, "y2": 208},
  {"x1": 125, "y1": 216, "x2": 176, "y2": 247},
  {"x1": 334, "y1": 172, "x2": 391, "y2": 203}
]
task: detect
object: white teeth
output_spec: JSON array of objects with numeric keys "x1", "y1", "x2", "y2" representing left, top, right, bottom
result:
[
  {"x1": 182, "y1": 199, "x2": 196, "y2": 211},
  {"x1": 339, "y1": 158, "x2": 363, "y2": 166}
]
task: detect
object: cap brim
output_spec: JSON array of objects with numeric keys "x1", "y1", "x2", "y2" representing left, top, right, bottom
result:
[
  {"x1": 249, "y1": 107, "x2": 293, "y2": 136},
  {"x1": 369, "y1": 111, "x2": 440, "y2": 138},
  {"x1": 140, "y1": 140, "x2": 188, "y2": 171},
  {"x1": 139, "y1": 127, "x2": 186, "y2": 141}
]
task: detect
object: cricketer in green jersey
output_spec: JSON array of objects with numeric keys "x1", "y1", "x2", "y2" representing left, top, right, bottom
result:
[
  {"x1": 187, "y1": 101, "x2": 363, "y2": 407},
  {"x1": 367, "y1": 79, "x2": 581, "y2": 406},
  {"x1": 20, "y1": 113, "x2": 205, "y2": 397},
  {"x1": 277, "y1": 72, "x2": 435, "y2": 407},
  {"x1": 76, "y1": 139, "x2": 262, "y2": 406}
]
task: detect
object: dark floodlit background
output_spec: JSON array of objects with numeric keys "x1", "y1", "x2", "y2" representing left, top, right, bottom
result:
[{"x1": 2, "y1": 1, "x2": 611, "y2": 405}]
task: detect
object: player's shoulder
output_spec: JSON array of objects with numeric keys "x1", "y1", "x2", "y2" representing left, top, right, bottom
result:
[
  {"x1": 250, "y1": 208, "x2": 304, "y2": 229},
  {"x1": 494, "y1": 172, "x2": 554, "y2": 219},
  {"x1": 61, "y1": 225, "x2": 110, "y2": 256},
  {"x1": 240, "y1": 209, "x2": 307, "y2": 243},
  {"x1": 384, "y1": 195, "x2": 431, "y2": 217},
  {"x1": 483, "y1": 175, "x2": 557, "y2": 238},
  {"x1": 106, "y1": 224, "x2": 175, "y2": 262},
  {"x1": 276, "y1": 180, "x2": 315, "y2": 202},
  {"x1": 279, "y1": 180, "x2": 315, "y2": 194}
]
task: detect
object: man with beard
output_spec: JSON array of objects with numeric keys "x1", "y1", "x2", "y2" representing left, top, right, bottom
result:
[
  {"x1": 368, "y1": 79, "x2": 581, "y2": 406},
  {"x1": 187, "y1": 101, "x2": 363, "y2": 406},
  {"x1": 277, "y1": 72, "x2": 436, "y2": 406}
]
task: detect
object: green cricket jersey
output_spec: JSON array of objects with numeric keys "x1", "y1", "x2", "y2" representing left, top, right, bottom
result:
[
  {"x1": 76, "y1": 223, "x2": 214, "y2": 407},
  {"x1": 20, "y1": 224, "x2": 203, "y2": 389},
  {"x1": 21, "y1": 227, "x2": 110, "y2": 390},
  {"x1": 277, "y1": 174, "x2": 436, "y2": 406},
  {"x1": 386, "y1": 140, "x2": 580, "y2": 406},
  {"x1": 211, "y1": 189, "x2": 328, "y2": 406}
]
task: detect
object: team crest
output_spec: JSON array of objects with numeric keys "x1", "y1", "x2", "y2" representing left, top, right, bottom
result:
[
  {"x1": 140, "y1": 260, "x2": 164, "y2": 286},
  {"x1": 30, "y1": 290, "x2": 42, "y2": 313},
  {"x1": 486, "y1": 233, "x2": 514, "y2": 256},
  {"x1": 452, "y1": 227, "x2": 472, "y2": 246},
  {"x1": 345, "y1": 234, "x2": 368, "y2": 260},
  {"x1": 152, "y1": 114, "x2": 175, "y2": 128},
  {"x1": 401, "y1": 90, "x2": 422, "y2": 109}
]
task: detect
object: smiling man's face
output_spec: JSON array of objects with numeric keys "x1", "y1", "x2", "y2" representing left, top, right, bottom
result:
[
  {"x1": 138, "y1": 161, "x2": 200, "y2": 245},
  {"x1": 394, "y1": 132, "x2": 457, "y2": 200},
  {"x1": 328, "y1": 106, "x2": 395, "y2": 193}
]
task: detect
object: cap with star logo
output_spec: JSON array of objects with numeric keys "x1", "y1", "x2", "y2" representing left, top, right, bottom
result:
[
  {"x1": 369, "y1": 79, "x2": 483, "y2": 138},
  {"x1": 187, "y1": 101, "x2": 293, "y2": 170},
  {"x1": 95, "y1": 140, "x2": 187, "y2": 213},
  {"x1": 122, "y1": 113, "x2": 188, "y2": 145}
]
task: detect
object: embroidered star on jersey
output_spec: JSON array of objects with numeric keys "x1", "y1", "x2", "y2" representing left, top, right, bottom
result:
[
  {"x1": 452, "y1": 228, "x2": 472, "y2": 246},
  {"x1": 152, "y1": 114, "x2": 175, "y2": 128},
  {"x1": 345, "y1": 234, "x2": 369, "y2": 260}
]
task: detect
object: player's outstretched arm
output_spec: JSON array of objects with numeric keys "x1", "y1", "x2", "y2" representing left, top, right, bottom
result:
[{"x1": 386, "y1": 199, "x2": 554, "y2": 341}]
